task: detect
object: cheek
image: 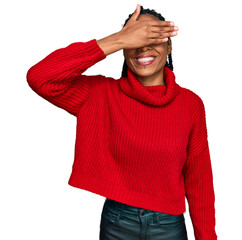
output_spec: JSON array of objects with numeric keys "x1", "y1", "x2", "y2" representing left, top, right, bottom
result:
[
  {"x1": 156, "y1": 48, "x2": 168, "y2": 61},
  {"x1": 153, "y1": 43, "x2": 167, "y2": 52},
  {"x1": 124, "y1": 53, "x2": 135, "y2": 67},
  {"x1": 124, "y1": 49, "x2": 133, "y2": 57}
]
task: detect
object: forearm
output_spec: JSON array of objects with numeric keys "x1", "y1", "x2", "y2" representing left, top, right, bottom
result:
[
  {"x1": 183, "y1": 146, "x2": 217, "y2": 240},
  {"x1": 96, "y1": 31, "x2": 125, "y2": 56}
]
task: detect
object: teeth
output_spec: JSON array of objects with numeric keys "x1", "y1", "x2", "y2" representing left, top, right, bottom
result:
[{"x1": 136, "y1": 57, "x2": 155, "y2": 62}]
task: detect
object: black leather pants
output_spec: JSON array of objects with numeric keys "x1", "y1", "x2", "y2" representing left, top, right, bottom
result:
[{"x1": 99, "y1": 198, "x2": 188, "y2": 240}]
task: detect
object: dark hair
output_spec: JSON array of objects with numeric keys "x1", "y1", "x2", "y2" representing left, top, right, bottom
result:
[{"x1": 121, "y1": 5, "x2": 173, "y2": 78}]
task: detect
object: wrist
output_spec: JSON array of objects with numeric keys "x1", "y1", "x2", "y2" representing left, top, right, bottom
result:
[{"x1": 96, "y1": 31, "x2": 125, "y2": 56}]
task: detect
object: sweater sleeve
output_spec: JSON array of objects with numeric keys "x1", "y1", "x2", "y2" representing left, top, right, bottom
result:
[
  {"x1": 182, "y1": 95, "x2": 218, "y2": 240},
  {"x1": 26, "y1": 39, "x2": 107, "y2": 116}
]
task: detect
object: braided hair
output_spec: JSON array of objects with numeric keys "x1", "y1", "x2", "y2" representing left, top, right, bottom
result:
[{"x1": 121, "y1": 5, "x2": 173, "y2": 78}]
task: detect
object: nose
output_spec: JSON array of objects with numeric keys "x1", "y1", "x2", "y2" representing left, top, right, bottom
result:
[{"x1": 138, "y1": 45, "x2": 152, "y2": 51}]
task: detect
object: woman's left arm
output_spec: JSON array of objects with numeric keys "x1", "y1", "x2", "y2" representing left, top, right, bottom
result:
[{"x1": 182, "y1": 95, "x2": 218, "y2": 240}]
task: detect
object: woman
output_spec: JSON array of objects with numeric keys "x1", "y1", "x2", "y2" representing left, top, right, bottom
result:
[{"x1": 26, "y1": 4, "x2": 217, "y2": 240}]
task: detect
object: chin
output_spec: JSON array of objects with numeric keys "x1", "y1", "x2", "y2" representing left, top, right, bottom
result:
[{"x1": 133, "y1": 69, "x2": 157, "y2": 77}]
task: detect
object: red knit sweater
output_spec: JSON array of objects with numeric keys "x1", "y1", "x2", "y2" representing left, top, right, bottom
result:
[{"x1": 26, "y1": 39, "x2": 217, "y2": 240}]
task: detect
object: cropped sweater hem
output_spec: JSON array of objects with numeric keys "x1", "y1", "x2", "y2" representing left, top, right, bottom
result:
[{"x1": 68, "y1": 168, "x2": 186, "y2": 215}]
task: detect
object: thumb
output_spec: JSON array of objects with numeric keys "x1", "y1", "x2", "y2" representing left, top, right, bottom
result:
[{"x1": 130, "y1": 4, "x2": 140, "y2": 21}]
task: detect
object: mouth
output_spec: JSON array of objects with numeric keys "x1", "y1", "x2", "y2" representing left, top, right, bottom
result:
[{"x1": 135, "y1": 56, "x2": 156, "y2": 66}]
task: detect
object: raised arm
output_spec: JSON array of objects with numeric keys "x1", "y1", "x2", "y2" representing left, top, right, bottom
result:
[{"x1": 26, "y1": 4, "x2": 178, "y2": 116}]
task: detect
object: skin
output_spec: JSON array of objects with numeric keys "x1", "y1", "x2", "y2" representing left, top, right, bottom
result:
[{"x1": 123, "y1": 14, "x2": 173, "y2": 87}]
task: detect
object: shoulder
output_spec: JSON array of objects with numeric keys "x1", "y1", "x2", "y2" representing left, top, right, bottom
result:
[
  {"x1": 85, "y1": 73, "x2": 117, "y2": 88},
  {"x1": 84, "y1": 74, "x2": 119, "y2": 99},
  {"x1": 178, "y1": 86, "x2": 208, "y2": 127},
  {"x1": 179, "y1": 86, "x2": 205, "y2": 110},
  {"x1": 180, "y1": 86, "x2": 203, "y2": 101}
]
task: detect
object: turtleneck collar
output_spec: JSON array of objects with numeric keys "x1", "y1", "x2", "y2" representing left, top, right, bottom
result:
[{"x1": 119, "y1": 66, "x2": 181, "y2": 106}]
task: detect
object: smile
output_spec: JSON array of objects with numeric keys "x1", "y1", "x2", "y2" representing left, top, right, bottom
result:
[{"x1": 135, "y1": 57, "x2": 156, "y2": 66}]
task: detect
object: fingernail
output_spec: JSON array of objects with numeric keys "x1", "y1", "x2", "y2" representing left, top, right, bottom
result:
[{"x1": 136, "y1": 4, "x2": 139, "y2": 10}]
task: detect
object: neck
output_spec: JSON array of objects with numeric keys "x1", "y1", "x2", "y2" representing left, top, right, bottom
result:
[{"x1": 136, "y1": 67, "x2": 165, "y2": 86}]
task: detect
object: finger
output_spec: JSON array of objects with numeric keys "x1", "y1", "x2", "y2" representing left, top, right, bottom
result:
[
  {"x1": 150, "y1": 30, "x2": 178, "y2": 39},
  {"x1": 150, "y1": 20, "x2": 175, "y2": 27},
  {"x1": 150, "y1": 26, "x2": 179, "y2": 33},
  {"x1": 148, "y1": 32, "x2": 167, "y2": 39},
  {"x1": 130, "y1": 3, "x2": 141, "y2": 21},
  {"x1": 148, "y1": 38, "x2": 169, "y2": 45}
]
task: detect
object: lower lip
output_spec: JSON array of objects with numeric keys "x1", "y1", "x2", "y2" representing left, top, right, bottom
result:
[{"x1": 135, "y1": 57, "x2": 156, "y2": 66}]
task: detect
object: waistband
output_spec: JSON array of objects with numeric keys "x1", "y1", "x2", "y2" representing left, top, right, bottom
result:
[
  {"x1": 104, "y1": 198, "x2": 159, "y2": 213},
  {"x1": 103, "y1": 198, "x2": 184, "y2": 223},
  {"x1": 104, "y1": 198, "x2": 184, "y2": 216}
]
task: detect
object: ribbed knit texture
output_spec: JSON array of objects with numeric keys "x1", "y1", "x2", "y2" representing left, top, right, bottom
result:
[{"x1": 26, "y1": 39, "x2": 217, "y2": 240}]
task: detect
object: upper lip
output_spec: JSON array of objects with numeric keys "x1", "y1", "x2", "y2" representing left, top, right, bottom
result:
[{"x1": 135, "y1": 55, "x2": 156, "y2": 59}]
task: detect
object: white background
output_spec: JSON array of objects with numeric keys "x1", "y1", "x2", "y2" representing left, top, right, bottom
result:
[{"x1": 1, "y1": 0, "x2": 241, "y2": 239}]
